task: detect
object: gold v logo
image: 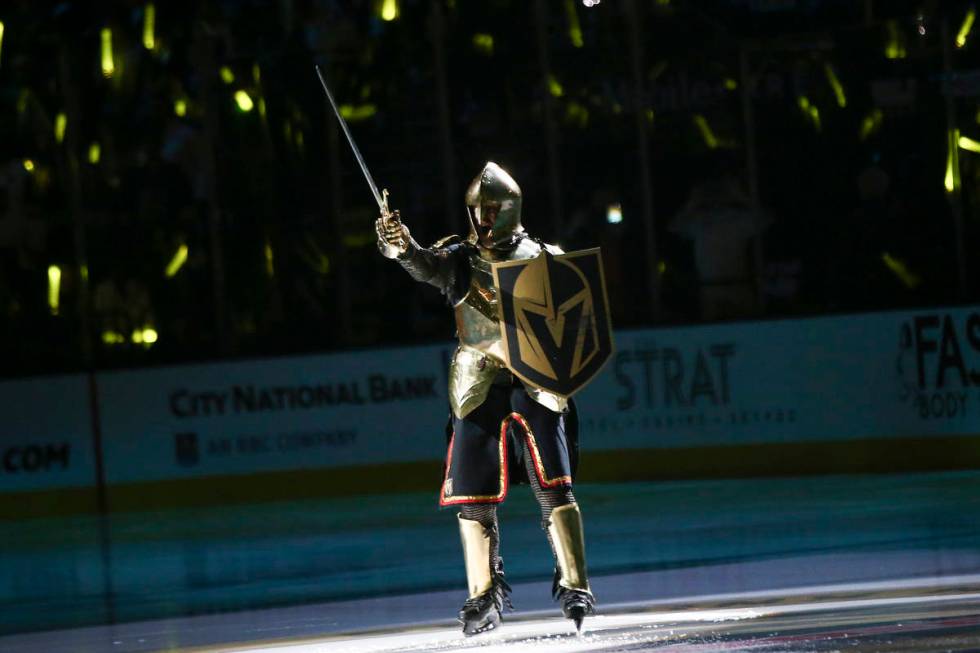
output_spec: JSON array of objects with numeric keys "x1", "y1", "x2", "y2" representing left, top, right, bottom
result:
[
  {"x1": 493, "y1": 248, "x2": 614, "y2": 398},
  {"x1": 511, "y1": 255, "x2": 599, "y2": 381}
]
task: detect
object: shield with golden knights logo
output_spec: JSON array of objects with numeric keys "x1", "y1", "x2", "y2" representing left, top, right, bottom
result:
[{"x1": 492, "y1": 248, "x2": 614, "y2": 398}]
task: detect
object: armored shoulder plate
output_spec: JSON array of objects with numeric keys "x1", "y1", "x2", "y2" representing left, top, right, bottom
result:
[
  {"x1": 431, "y1": 234, "x2": 465, "y2": 249},
  {"x1": 510, "y1": 237, "x2": 544, "y2": 261}
]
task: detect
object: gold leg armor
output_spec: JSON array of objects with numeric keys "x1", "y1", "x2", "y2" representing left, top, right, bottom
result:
[
  {"x1": 458, "y1": 515, "x2": 493, "y2": 599},
  {"x1": 548, "y1": 504, "x2": 592, "y2": 594}
]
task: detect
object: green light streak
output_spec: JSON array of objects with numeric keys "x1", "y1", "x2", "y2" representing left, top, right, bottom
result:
[
  {"x1": 957, "y1": 8, "x2": 976, "y2": 48},
  {"x1": 472, "y1": 33, "x2": 494, "y2": 55},
  {"x1": 946, "y1": 128, "x2": 962, "y2": 193},
  {"x1": 885, "y1": 20, "x2": 907, "y2": 59},
  {"x1": 693, "y1": 115, "x2": 719, "y2": 149},
  {"x1": 143, "y1": 4, "x2": 156, "y2": 50},
  {"x1": 234, "y1": 90, "x2": 254, "y2": 112},
  {"x1": 339, "y1": 104, "x2": 377, "y2": 121},
  {"x1": 797, "y1": 96, "x2": 821, "y2": 131},
  {"x1": 565, "y1": 0, "x2": 584, "y2": 48},
  {"x1": 101, "y1": 28, "x2": 115, "y2": 77},
  {"x1": 959, "y1": 135, "x2": 980, "y2": 153},
  {"x1": 55, "y1": 113, "x2": 67, "y2": 144},
  {"x1": 381, "y1": 0, "x2": 399, "y2": 21},
  {"x1": 165, "y1": 244, "x2": 189, "y2": 278},
  {"x1": 47, "y1": 265, "x2": 61, "y2": 315},
  {"x1": 860, "y1": 109, "x2": 884, "y2": 140},
  {"x1": 881, "y1": 253, "x2": 921, "y2": 289},
  {"x1": 265, "y1": 241, "x2": 275, "y2": 277},
  {"x1": 548, "y1": 75, "x2": 564, "y2": 98},
  {"x1": 823, "y1": 63, "x2": 847, "y2": 108}
]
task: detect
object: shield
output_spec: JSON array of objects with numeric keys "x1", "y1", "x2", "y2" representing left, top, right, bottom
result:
[{"x1": 492, "y1": 248, "x2": 614, "y2": 397}]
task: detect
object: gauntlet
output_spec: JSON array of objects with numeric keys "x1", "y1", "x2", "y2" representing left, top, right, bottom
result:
[{"x1": 375, "y1": 209, "x2": 411, "y2": 259}]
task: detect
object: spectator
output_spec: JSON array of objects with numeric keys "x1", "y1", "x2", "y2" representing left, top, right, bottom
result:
[{"x1": 669, "y1": 172, "x2": 769, "y2": 321}]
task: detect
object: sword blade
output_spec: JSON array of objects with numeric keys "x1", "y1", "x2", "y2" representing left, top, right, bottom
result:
[{"x1": 315, "y1": 65, "x2": 386, "y2": 212}]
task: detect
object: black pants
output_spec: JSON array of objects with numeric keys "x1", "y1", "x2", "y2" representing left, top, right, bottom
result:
[{"x1": 440, "y1": 381, "x2": 574, "y2": 506}]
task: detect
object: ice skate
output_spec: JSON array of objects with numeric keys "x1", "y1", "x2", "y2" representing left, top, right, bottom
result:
[
  {"x1": 458, "y1": 570, "x2": 512, "y2": 636},
  {"x1": 549, "y1": 504, "x2": 595, "y2": 633},
  {"x1": 555, "y1": 583, "x2": 596, "y2": 633},
  {"x1": 457, "y1": 516, "x2": 513, "y2": 636}
]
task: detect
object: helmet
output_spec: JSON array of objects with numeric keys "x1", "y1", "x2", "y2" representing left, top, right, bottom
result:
[{"x1": 465, "y1": 161, "x2": 523, "y2": 248}]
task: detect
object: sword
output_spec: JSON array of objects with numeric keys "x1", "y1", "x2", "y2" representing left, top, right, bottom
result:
[{"x1": 315, "y1": 64, "x2": 394, "y2": 221}]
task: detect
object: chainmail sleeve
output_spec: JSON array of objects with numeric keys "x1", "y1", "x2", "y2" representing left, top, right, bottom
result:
[{"x1": 396, "y1": 239, "x2": 471, "y2": 306}]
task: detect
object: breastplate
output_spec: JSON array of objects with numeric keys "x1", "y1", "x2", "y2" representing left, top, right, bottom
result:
[
  {"x1": 454, "y1": 253, "x2": 506, "y2": 362},
  {"x1": 448, "y1": 239, "x2": 567, "y2": 418}
]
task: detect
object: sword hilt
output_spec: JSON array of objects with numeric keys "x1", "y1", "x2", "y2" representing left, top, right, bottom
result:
[
  {"x1": 380, "y1": 189, "x2": 391, "y2": 219},
  {"x1": 379, "y1": 188, "x2": 407, "y2": 250}
]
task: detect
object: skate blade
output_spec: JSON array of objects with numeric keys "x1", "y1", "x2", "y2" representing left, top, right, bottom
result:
[
  {"x1": 462, "y1": 612, "x2": 500, "y2": 637},
  {"x1": 463, "y1": 621, "x2": 496, "y2": 637}
]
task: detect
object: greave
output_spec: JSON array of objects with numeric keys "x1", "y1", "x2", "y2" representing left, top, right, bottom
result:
[
  {"x1": 547, "y1": 503, "x2": 592, "y2": 594},
  {"x1": 458, "y1": 514, "x2": 493, "y2": 598}
]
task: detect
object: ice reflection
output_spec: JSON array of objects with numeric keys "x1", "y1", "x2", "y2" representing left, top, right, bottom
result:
[{"x1": 2, "y1": 471, "x2": 980, "y2": 638}]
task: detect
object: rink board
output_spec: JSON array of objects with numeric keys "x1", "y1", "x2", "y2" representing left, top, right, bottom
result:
[
  {"x1": 0, "y1": 375, "x2": 96, "y2": 493},
  {"x1": 95, "y1": 343, "x2": 453, "y2": 485},
  {"x1": 577, "y1": 305, "x2": 980, "y2": 448},
  {"x1": 3, "y1": 306, "x2": 980, "y2": 513},
  {"x1": 0, "y1": 375, "x2": 100, "y2": 516},
  {"x1": 97, "y1": 306, "x2": 980, "y2": 508}
]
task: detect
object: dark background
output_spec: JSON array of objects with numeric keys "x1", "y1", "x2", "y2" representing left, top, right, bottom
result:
[{"x1": 1, "y1": 0, "x2": 977, "y2": 378}]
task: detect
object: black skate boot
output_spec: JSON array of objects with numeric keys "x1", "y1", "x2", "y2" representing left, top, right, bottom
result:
[
  {"x1": 458, "y1": 564, "x2": 512, "y2": 636},
  {"x1": 457, "y1": 516, "x2": 513, "y2": 636},
  {"x1": 554, "y1": 580, "x2": 596, "y2": 633},
  {"x1": 548, "y1": 504, "x2": 596, "y2": 633}
]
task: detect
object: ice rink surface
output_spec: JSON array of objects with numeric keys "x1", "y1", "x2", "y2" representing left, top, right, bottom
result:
[
  {"x1": 3, "y1": 575, "x2": 980, "y2": 652},
  {"x1": 2, "y1": 471, "x2": 980, "y2": 652},
  {"x1": 246, "y1": 581, "x2": 980, "y2": 653}
]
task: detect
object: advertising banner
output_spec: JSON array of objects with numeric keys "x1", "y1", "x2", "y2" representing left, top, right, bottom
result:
[
  {"x1": 97, "y1": 344, "x2": 455, "y2": 483},
  {"x1": 0, "y1": 375, "x2": 96, "y2": 492},
  {"x1": 575, "y1": 306, "x2": 980, "y2": 450},
  {"x1": 94, "y1": 305, "x2": 980, "y2": 485}
]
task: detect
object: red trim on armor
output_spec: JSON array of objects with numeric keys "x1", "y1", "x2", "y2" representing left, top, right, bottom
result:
[
  {"x1": 439, "y1": 424, "x2": 510, "y2": 506},
  {"x1": 509, "y1": 412, "x2": 572, "y2": 489},
  {"x1": 437, "y1": 432, "x2": 456, "y2": 506}
]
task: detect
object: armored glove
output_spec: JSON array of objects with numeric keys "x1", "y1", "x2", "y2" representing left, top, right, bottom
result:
[{"x1": 375, "y1": 209, "x2": 411, "y2": 259}]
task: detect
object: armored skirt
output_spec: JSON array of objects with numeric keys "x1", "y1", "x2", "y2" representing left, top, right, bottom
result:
[{"x1": 440, "y1": 372, "x2": 579, "y2": 506}]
